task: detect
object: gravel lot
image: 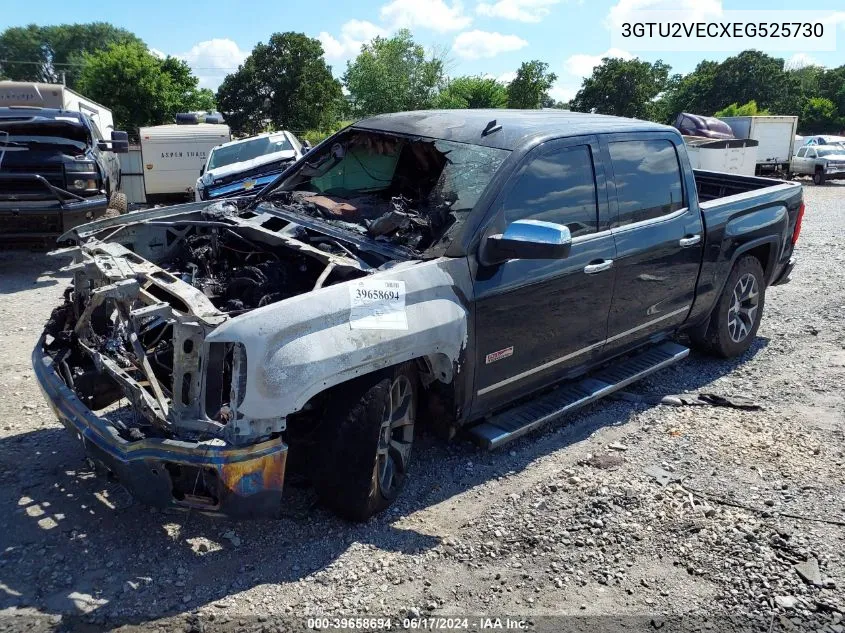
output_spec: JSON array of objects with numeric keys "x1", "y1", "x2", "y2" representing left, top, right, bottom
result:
[{"x1": 0, "y1": 183, "x2": 843, "y2": 633}]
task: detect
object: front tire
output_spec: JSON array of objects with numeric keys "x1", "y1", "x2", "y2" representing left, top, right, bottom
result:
[
  {"x1": 691, "y1": 256, "x2": 766, "y2": 358},
  {"x1": 314, "y1": 363, "x2": 417, "y2": 521},
  {"x1": 813, "y1": 170, "x2": 826, "y2": 186}
]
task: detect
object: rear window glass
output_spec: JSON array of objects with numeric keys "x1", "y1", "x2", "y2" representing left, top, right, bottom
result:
[{"x1": 609, "y1": 140, "x2": 684, "y2": 226}]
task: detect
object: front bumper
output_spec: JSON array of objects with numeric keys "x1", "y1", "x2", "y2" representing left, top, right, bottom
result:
[
  {"x1": 33, "y1": 336, "x2": 287, "y2": 518},
  {"x1": 0, "y1": 195, "x2": 109, "y2": 246}
]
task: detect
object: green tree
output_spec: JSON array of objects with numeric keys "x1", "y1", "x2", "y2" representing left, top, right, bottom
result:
[
  {"x1": 343, "y1": 29, "x2": 444, "y2": 116},
  {"x1": 570, "y1": 57, "x2": 669, "y2": 120},
  {"x1": 76, "y1": 42, "x2": 211, "y2": 135},
  {"x1": 714, "y1": 100, "x2": 769, "y2": 117},
  {"x1": 217, "y1": 32, "x2": 343, "y2": 136},
  {"x1": 507, "y1": 60, "x2": 557, "y2": 109},
  {"x1": 659, "y1": 51, "x2": 802, "y2": 118},
  {"x1": 0, "y1": 22, "x2": 142, "y2": 88},
  {"x1": 434, "y1": 76, "x2": 508, "y2": 109},
  {"x1": 801, "y1": 97, "x2": 838, "y2": 133}
]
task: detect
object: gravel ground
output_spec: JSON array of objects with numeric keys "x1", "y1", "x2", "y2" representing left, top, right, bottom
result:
[{"x1": 0, "y1": 184, "x2": 843, "y2": 633}]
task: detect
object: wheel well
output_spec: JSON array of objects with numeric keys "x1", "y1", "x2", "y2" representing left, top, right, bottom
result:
[{"x1": 743, "y1": 243, "x2": 771, "y2": 280}]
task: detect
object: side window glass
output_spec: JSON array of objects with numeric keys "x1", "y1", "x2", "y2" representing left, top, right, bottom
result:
[
  {"x1": 608, "y1": 139, "x2": 684, "y2": 226},
  {"x1": 503, "y1": 145, "x2": 598, "y2": 238},
  {"x1": 797, "y1": 148, "x2": 807, "y2": 158},
  {"x1": 808, "y1": 149, "x2": 817, "y2": 158}
]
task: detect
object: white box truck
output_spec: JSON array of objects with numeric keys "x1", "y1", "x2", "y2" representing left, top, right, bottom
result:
[
  {"x1": 0, "y1": 81, "x2": 114, "y2": 137},
  {"x1": 717, "y1": 116, "x2": 798, "y2": 175},
  {"x1": 139, "y1": 122, "x2": 230, "y2": 202}
]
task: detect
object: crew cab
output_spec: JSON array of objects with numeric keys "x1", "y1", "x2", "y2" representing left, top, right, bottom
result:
[
  {"x1": 34, "y1": 110, "x2": 803, "y2": 520},
  {"x1": 195, "y1": 131, "x2": 305, "y2": 201},
  {"x1": 0, "y1": 107, "x2": 128, "y2": 246}
]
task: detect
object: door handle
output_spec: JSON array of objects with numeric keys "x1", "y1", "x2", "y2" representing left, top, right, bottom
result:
[
  {"x1": 679, "y1": 234, "x2": 701, "y2": 247},
  {"x1": 584, "y1": 259, "x2": 614, "y2": 274}
]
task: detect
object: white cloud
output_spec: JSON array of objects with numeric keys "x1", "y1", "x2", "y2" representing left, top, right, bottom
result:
[
  {"x1": 148, "y1": 47, "x2": 166, "y2": 60},
  {"x1": 606, "y1": 0, "x2": 722, "y2": 29},
  {"x1": 496, "y1": 70, "x2": 517, "y2": 83},
  {"x1": 548, "y1": 82, "x2": 578, "y2": 103},
  {"x1": 319, "y1": 20, "x2": 388, "y2": 61},
  {"x1": 381, "y1": 0, "x2": 472, "y2": 32},
  {"x1": 476, "y1": 0, "x2": 561, "y2": 23},
  {"x1": 785, "y1": 53, "x2": 823, "y2": 70},
  {"x1": 564, "y1": 47, "x2": 633, "y2": 78},
  {"x1": 452, "y1": 30, "x2": 527, "y2": 59},
  {"x1": 178, "y1": 39, "x2": 248, "y2": 90}
]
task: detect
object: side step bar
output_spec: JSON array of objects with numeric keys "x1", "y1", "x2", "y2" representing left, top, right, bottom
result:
[{"x1": 468, "y1": 342, "x2": 690, "y2": 450}]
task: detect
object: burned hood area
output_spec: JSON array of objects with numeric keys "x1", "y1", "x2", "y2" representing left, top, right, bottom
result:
[{"x1": 260, "y1": 129, "x2": 509, "y2": 256}]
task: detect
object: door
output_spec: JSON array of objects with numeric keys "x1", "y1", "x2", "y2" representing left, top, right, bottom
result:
[
  {"x1": 472, "y1": 138, "x2": 616, "y2": 413},
  {"x1": 792, "y1": 147, "x2": 809, "y2": 174},
  {"x1": 602, "y1": 135, "x2": 704, "y2": 356}
]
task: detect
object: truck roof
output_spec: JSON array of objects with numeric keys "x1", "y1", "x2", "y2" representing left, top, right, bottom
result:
[{"x1": 352, "y1": 109, "x2": 674, "y2": 150}]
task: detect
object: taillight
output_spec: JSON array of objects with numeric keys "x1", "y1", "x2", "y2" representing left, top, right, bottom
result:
[{"x1": 792, "y1": 202, "x2": 805, "y2": 245}]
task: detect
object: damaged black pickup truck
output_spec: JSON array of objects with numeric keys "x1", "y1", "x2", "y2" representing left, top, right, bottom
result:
[{"x1": 34, "y1": 110, "x2": 804, "y2": 520}]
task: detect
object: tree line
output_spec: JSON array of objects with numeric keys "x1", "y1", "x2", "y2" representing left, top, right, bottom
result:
[
  {"x1": 3, "y1": 23, "x2": 843, "y2": 140},
  {"x1": 570, "y1": 50, "x2": 845, "y2": 134}
]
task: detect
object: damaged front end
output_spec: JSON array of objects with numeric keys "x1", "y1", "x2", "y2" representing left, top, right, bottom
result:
[{"x1": 34, "y1": 205, "x2": 370, "y2": 517}]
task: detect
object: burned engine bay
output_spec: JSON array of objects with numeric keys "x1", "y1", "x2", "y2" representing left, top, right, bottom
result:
[
  {"x1": 260, "y1": 129, "x2": 509, "y2": 254},
  {"x1": 42, "y1": 206, "x2": 376, "y2": 447}
]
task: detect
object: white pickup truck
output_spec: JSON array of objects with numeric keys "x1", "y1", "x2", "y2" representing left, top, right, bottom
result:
[
  {"x1": 196, "y1": 131, "x2": 305, "y2": 201},
  {"x1": 791, "y1": 144, "x2": 845, "y2": 185}
]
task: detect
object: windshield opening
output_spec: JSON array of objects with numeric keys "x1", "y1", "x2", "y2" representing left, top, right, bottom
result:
[
  {"x1": 266, "y1": 129, "x2": 509, "y2": 254},
  {"x1": 0, "y1": 119, "x2": 89, "y2": 149},
  {"x1": 817, "y1": 146, "x2": 845, "y2": 157},
  {"x1": 208, "y1": 134, "x2": 294, "y2": 170}
]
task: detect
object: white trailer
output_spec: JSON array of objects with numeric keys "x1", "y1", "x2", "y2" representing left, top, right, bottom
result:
[
  {"x1": 717, "y1": 116, "x2": 798, "y2": 174},
  {"x1": 0, "y1": 81, "x2": 114, "y2": 136},
  {"x1": 683, "y1": 137, "x2": 758, "y2": 176},
  {"x1": 139, "y1": 123, "x2": 231, "y2": 200}
]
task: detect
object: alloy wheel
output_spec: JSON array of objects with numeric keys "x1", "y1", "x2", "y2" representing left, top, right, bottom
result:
[
  {"x1": 376, "y1": 375, "x2": 415, "y2": 496},
  {"x1": 727, "y1": 272, "x2": 759, "y2": 343}
]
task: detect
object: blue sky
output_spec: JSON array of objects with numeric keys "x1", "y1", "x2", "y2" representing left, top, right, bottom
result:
[{"x1": 3, "y1": 0, "x2": 844, "y2": 102}]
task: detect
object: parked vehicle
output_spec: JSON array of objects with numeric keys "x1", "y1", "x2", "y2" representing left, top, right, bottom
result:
[
  {"x1": 139, "y1": 120, "x2": 230, "y2": 203},
  {"x1": 673, "y1": 113, "x2": 735, "y2": 139},
  {"x1": 791, "y1": 144, "x2": 845, "y2": 185},
  {"x1": 802, "y1": 134, "x2": 845, "y2": 147},
  {"x1": 35, "y1": 110, "x2": 803, "y2": 520},
  {"x1": 0, "y1": 105, "x2": 128, "y2": 246},
  {"x1": 683, "y1": 137, "x2": 758, "y2": 176},
  {"x1": 717, "y1": 116, "x2": 798, "y2": 175},
  {"x1": 196, "y1": 131, "x2": 305, "y2": 201}
]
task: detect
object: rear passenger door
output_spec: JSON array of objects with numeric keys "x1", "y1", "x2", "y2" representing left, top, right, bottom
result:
[
  {"x1": 601, "y1": 134, "x2": 703, "y2": 357},
  {"x1": 472, "y1": 137, "x2": 616, "y2": 413}
]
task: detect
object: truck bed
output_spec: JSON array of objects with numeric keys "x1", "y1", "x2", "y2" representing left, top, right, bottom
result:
[
  {"x1": 694, "y1": 169, "x2": 787, "y2": 202},
  {"x1": 687, "y1": 169, "x2": 803, "y2": 328}
]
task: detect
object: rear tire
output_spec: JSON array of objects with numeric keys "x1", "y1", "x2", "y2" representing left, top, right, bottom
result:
[
  {"x1": 313, "y1": 363, "x2": 417, "y2": 521},
  {"x1": 813, "y1": 170, "x2": 826, "y2": 186},
  {"x1": 691, "y1": 256, "x2": 765, "y2": 358},
  {"x1": 108, "y1": 192, "x2": 128, "y2": 214}
]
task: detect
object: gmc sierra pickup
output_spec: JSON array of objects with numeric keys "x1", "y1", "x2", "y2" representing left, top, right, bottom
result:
[{"x1": 34, "y1": 110, "x2": 803, "y2": 520}]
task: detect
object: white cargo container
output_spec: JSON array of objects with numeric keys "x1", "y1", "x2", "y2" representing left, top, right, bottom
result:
[
  {"x1": 0, "y1": 81, "x2": 115, "y2": 136},
  {"x1": 139, "y1": 123, "x2": 230, "y2": 200},
  {"x1": 684, "y1": 137, "x2": 759, "y2": 176},
  {"x1": 717, "y1": 116, "x2": 798, "y2": 174}
]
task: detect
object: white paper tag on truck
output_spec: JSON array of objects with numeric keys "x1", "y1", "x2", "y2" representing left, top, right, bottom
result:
[{"x1": 349, "y1": 279, "x2": 408, "y2": 330}]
